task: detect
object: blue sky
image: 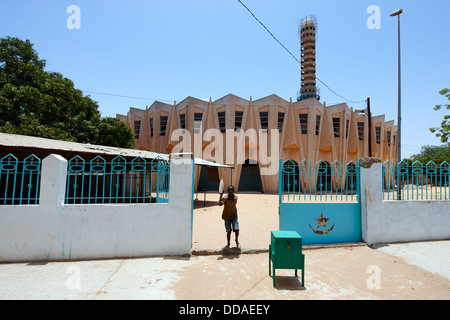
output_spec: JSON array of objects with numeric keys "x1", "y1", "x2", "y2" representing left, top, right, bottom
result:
[{"x1": 1, "y1": 0, "x2": 449, "y2": 158}]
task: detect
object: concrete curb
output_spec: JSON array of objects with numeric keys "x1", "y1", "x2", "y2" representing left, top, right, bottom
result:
[
  {"x1": 191, "y1": 242, "x2": 367, "y2": 256},
  {"x1": 191, "y1": 247, "x2": 268, "y2": 256}
]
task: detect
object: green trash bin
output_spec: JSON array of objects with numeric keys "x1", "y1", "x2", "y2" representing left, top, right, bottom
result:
[{"x1": 269, "y1": 231, "x2": 305, "y2": 287}]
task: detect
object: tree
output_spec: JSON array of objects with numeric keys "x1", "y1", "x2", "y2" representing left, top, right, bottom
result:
[
  {"x1": 96, "y1": 117, "x2": 135, "y2": 149},
  {"x1": 0, "y1": 36, "x2": 135, "y2": 148},
  {"x1": 408, "y1": 145, "x2": 450, "y2": 165},
  {"x1": 405, "y1": 145, "x2": 449, "y2": 186},
  {"x1": 430, "y1": 88, "x2": 450, "y2": 146}
]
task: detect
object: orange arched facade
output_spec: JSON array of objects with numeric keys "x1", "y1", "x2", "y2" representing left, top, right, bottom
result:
[{"x1": 117, "y1": 94, "x2": 397, "y2": 193}]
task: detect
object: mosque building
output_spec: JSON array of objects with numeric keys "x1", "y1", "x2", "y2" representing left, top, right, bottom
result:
[{"x1": 117, "y1": 17, "x2": 397, "y2": 193}]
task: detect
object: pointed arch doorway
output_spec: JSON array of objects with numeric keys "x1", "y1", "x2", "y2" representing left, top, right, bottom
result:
[{"x1": 238, "y1": 159, "x2": 263, "y2": 192}]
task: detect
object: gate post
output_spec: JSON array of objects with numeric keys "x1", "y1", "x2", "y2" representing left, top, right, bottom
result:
[
  {"x1": 278, "y1": 158, "x2": 282, "y2": 205},
  {"x1": 40, "y1": 154, "x2": 68, "y2": 207},
  {"x1": 359, "y1": 157, "x2": 382, "y2": 245},
  {"x1": 169, "y1": 153, "x2": 194, "y2": 252}
]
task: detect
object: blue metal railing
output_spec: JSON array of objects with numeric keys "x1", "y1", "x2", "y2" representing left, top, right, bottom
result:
[
  {"x1": 0, "y1": 154, "x2": 41, "y2": 205},
  {"x1": 383, "y1": 160, "x2": 450, "y2": 200},
  {"x1": 280, "y1": 159, "x2": 359, "y2": 203},
  {"x1": 65, "y1": 155, "x2": 170, "y2": 204}
]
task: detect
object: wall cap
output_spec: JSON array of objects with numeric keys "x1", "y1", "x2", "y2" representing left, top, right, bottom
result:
[{"x1": 359, "y1": 157, "x2": 382, "y2": 168}]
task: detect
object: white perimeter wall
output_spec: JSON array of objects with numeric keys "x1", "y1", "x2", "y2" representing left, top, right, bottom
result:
[
  {"x1": 2, "y1": 155, "x2": 449, "y2": 262},
  {"x1": 0, "y1": 153, "x2": 194, "y2": 262},
  {"x1": 360, "y1": 162, "x2": 450, "y2": 245}
]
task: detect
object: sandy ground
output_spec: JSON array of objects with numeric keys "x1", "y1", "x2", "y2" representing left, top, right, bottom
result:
[
  {"x1": 186, "y1": 192, "x2": 450, "y2": 300},
  {"x1": 174, "y1": 245, "x2": 450, "y2": 300},
  {"x1": 192, "y1": 192, "x2": 279, "y2": 251},
  {"x1": 1, "y1": 243, "x2": 448, "y2": 300}
]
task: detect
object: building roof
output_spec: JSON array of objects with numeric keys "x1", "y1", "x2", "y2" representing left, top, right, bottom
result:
[
  {"x1": 194, "y1": 157, "x2": 233, "y2": 168},
  {"x1": 0, "y1": 132, "x2": 167, "y2": 160},
  {"x1": 0, "y1": 132, "x2": 232, "y2": 168}
]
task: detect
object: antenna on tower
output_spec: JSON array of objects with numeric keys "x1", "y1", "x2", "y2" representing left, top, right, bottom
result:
[{"x1": 298, "y1": 15, "x2": 320, "y2": 101}]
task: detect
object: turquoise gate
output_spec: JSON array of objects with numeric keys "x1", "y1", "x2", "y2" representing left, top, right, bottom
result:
[{"x1": 278, "y1": 159, "x2": 361, "y2": 245}]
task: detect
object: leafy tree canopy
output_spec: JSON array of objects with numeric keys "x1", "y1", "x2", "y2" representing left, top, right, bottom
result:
[
  {"x1": 0, "y1": 36, "x2": 134, "y2": 148},
  {"x1": 407, "y1": 144, "x2": 450, "y2": 165},
  {"x1": 430, "y1": 88, "x2": 450, "y2": 146}
]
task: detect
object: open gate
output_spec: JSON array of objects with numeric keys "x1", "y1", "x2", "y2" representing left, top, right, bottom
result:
[{"x1": 278, "y1": 159, "x2": 362, "y2": 245}]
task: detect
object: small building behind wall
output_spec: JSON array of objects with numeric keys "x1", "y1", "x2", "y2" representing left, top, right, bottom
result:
[{"x1": 0, "y1": 133, "x2": 196, "y2": 262}]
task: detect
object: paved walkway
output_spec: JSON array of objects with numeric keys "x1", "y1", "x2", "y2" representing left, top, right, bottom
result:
[{"x1": 0, "y1": 241, "x2": 448, "y2": 300}]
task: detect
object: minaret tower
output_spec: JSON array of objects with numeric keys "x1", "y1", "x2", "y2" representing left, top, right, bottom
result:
[{"x1": 298, "y1": 16, "x2": 320, "y2": 101}]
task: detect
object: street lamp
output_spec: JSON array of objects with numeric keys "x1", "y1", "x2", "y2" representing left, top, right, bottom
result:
[{"x1": 390, "y1": 9, "x2": 403, "y2": 166}]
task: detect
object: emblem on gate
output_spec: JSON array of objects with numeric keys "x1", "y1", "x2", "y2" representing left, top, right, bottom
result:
[{"x1": 309, "y1": 213, "x2": 335, "y2": 235}]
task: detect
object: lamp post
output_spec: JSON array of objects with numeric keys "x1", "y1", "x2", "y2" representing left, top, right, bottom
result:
[
  {"x1": 390, "y1": 9, "x2": 402, "y2": 165},
  {"x1": 355, "y1": 97, "x2": 372, "y2": 157},
  {"x1": 390, "y1": 9, "x2": 403, "y2": 199}
]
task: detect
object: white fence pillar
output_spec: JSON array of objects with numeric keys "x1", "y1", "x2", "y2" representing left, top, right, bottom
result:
[
  {"x1": 359, "y1": 158, "x2": 383, "y2": 245},
  {"x1": 168, "y1": 153, "x2": 195, "y2": 252},
  {"x1": 39, "y1": 154, "x2": 68, "y2": 207}
]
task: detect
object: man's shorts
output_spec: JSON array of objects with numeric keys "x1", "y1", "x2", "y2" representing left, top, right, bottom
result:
[{"x1": 224, "y1": 216, "x2": 239, "y2": 233}]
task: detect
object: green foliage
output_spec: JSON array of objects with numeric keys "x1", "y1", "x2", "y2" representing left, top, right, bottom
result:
[
  {"x1": 96, "y1": 117, "x2": 135, "y2": 149},
  {"x1": 407, "y1": 145, "x2": 450, "y2": 165},
  {"x1": 0, "y1": 36, "x2": 135, "y2": 148},
  {"x1": 0, "y1": 113, "x2": 76, "y2": 141},
  {"x1": 430, "y1": 88, "x2": 450, "y2": 145}
]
